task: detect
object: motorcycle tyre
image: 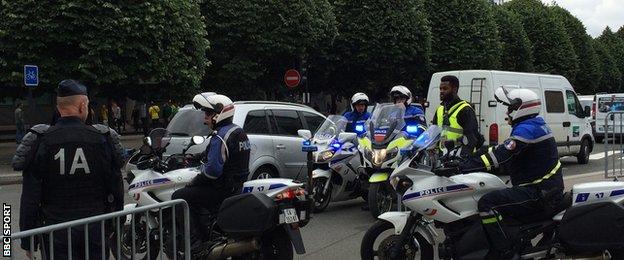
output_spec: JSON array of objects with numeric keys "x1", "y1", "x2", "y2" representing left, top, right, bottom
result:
[
  {"x1": 313, "y1": 177, "x2": 332, "y2": 213},
  {"x1": 258, "y1": 228, "x2": 294, "y2": 260},
  {"x1": 110, "y1": 223, "x2": 160, "y2": 260},
  {"x1": 368, "y1": 182, "x2": 394, "y2": 218},
  {"x1": 360, "y1": 220, "x2": 433, "y2": 260}
]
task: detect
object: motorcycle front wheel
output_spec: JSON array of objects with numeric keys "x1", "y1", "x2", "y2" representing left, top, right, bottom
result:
[
  {"x1": 110, "y1": 216, "x2": 160, "y2": 260},
  {"x1": 368, "y1": 182, "x2": 394, "y2": 218},
  {"x1": 313, "y1": 177, "x2": 332, "y2": 213},
  {"x1": 360, "y1": 220, "x2": 433, "y2": 260}
]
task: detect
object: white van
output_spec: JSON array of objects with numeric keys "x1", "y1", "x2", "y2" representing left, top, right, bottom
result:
[
  {"x1": 594, "y1": 93, "x2": 624, "y2": 143},
  {"x1": 425, "y1": 70, "x2": 594, "y2": 164}
]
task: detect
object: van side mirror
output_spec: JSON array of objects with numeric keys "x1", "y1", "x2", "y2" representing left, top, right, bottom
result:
[
  {"x1": 584, "y1": 106, "x2": 591, "y2": 118},
  {"x1": 298, "y1": 129, "x2": 312, "y2": 140},
  {"x1": 338, "y1": 132, "x2": 357, "y2": 143}
]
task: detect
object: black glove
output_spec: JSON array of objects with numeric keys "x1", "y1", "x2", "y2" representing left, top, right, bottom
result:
[{"x1": 433, "y1": 167, "x2": 458, "y2": 177}]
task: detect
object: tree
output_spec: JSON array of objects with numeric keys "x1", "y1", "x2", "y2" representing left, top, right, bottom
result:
[
  {"x1": 425, "y1": 0, "x2": 501, "y2": 72},
  {"x1": 506, "y1": 0, "x2": 578, "y2": 80},
  {"x1": 593, "y1": 39, "x2": 621, "y2": 92},
  {"x1": 492, "y1": 6, "x2": 533, "y2": 72},
  {"x1": 200, "y1": 0, "x2": 337, "y2": 99},
  {"x1": 598, "y1": 27, "x2": 624, "y2": 90},
  {"x1": 308, "y1": 0, "x2": 432, "y2": 98},
  {"x1": 550, "y1": 6, "x2": 600, "y2": 94},
  {"x1": 0, "y1": 1, "x2": 210, "y2": 100}
]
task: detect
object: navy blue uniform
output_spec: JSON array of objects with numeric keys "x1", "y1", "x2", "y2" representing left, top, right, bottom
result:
[
  {"x1": 343, "y1": 110, "x2": 370, "y2": 134},
  {"x1": 458, "y1": 116, "x2": 563, "y2": 257},
  {"x1": 404, "y1": 105, "x2": 426, "y2": 129}
]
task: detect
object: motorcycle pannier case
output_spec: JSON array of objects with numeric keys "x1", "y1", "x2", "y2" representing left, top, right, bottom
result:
[
  {"x1": 217, "y1": 193, "x2": 277, "y2": 237},
  {"x1": 558, "y1": 201, "x2": 624, "y2": 251}
]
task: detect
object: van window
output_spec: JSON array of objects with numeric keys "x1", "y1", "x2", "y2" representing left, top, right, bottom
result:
[
  {"x1": 565, "y1": 91, "x2": 584, "y2": 117},
  {"x1": 544, "y1": 91, "x2": 565, "y2": 113},
  {"x1": 302, "y1": 112, "x2": 324, "y2": 134},
  {"x1": 271, "y1": 109, "x2": 304, "y2": 136},
  {"x1": 598, "y1": 96, "x2": 624, "y2": 113},
  {"x1": 243, "y1": 110, "x2": 271, "y2": 134}
]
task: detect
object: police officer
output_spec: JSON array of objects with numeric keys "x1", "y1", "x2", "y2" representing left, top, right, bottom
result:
[
  {"x1": 343, "y1": 92, "x2": 371, "y2": 135},
  {"x1": 432, "y1": 75, "x2": 483, "y2": 156},
  {"x1": 389, "y1": 85, "x2": 427, "y2": 129},
  {"x1": 450, "y1": 87, "x2": 564, "y2": 260},
  {"x1": 18, "y1": 79, "x2": 124, "y2": 259},
  {"x1": 171, "y1": 93, "x2": 251, "y2": 252}
]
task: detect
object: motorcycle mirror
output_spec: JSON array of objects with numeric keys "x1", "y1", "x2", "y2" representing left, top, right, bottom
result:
[
  {"x1": 191, "y1": 136, "x2": 205, "y2": 145},
  {"x1": 143, "y1": 137, "x2": 152, "y2": 147},
  {"x1": 298, "y1": 129, "x2": 312, "y2": 140},
  {"x1": 338, "y1": 132, "x2": 357, "y2": 143},
  {"x1": 148, "y1": 128, "x2": 167, "y2": 149}
]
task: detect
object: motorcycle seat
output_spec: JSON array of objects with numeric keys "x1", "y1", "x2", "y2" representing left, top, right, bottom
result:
[{"x1": 505, "y1": 192, "x2": 573, "y2": 225}]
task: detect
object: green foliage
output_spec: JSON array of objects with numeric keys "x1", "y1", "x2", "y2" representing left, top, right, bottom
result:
[
  {"x1": 598, "y1": 27, "x2": 624, "y2": 91},
  {"x1": 426, "y1": 0, "x2": 501, "y2": 72},
  {"x1": 506, "y1": 0, "x2": 578, "y2": 80},
  {"x1": 593, "y1": 39, "x2": 621, "y2": 92},
  {"x1": 200, "y1": 0, "x2": 337, "y2": 99},
  {"x1": 492, "y1": 6, "x2": 533, "y2": 72},
  {"x1": 550, "y1": 6, "x2": 600, "y2": 94},
  {"x1": 317, "y1": 0, "x2": 432, "y2": 97},
  {"x1": 0, "y1": 0, "x2": 209, "y2": 100}
]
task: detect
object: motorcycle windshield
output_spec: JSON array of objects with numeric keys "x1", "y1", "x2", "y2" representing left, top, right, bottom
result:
[
  {"x1": 368, "y1": 103, "x2": 406, "y2": 144},
  {"x1": 313, "y1": 115, "x2": 348, "y2": 142},
  {"x1": 413, "y1": 125, "x2": 442, "y2": 151}
]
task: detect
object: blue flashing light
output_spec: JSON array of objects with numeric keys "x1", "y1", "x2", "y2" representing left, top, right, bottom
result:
[
  {"x1": 355, "y1": 124, "x2": 365, "y2": 133},
  {"x1": 331, "y1": 143, "x2": 342, "y2": 149},
  {"x1": 303, "y1": 140, "x2": 311, "y2": 146}
]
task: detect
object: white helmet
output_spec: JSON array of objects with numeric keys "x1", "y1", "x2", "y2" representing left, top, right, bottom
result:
[
  {"x1": 351, "y1": 92, "x2": 369, "y2": 110},
  {"x1": 494, "y1": 86, "x2": 541, "y2": 123},
  {"x1": 192, "y1": 92, "x2": 235, "y2": 124},
  {"x1": 390, "y1": 85, "x2": 412, "y2": 105}
]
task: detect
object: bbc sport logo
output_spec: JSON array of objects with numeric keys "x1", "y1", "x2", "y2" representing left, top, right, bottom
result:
[{"x1": 3, "y1": 203, "x2": 11, "y2": 257}]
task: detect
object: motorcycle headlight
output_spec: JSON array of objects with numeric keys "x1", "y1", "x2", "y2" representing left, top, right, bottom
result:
[
  {"x1": 390, "y1": 175, "x2": 413, "y2": 194},
  {"x1": 319, "y1": 150, "x2": 334, "y2": 161},
  {"x1": 372, "y1": 149, "x2": 387, "y2": 167}
]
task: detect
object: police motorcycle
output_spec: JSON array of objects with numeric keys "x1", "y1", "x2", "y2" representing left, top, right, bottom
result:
[
  {"x1": 114, "y1": 128, "x2": 310, "y2": 260},
  {"x1": 360, "y1": 125, "x2": 624, "y2": 260},
  {"x1": 360, "y1": 103, "x2": 426, "y2": 218},
  {"x1": 296, "y1": 115, "x2": 366, "y2": 213}
]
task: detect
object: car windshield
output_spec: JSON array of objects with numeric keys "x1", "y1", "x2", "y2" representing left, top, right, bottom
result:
[
  {"x1": 314, "y1": 115, "x2": 348, "y2": 141},
  {"x1": 367, "y1": 103, "x2": 405, "y2": 143},
  {"x1": 166, "y1": 108, "x2": 212, "y2": 137},
  {"x1": 412, "y1": 125, "x2": 442, "y2": 151},
  {"x1": 598, "y1": 97, "x2": 624, "y2": 113}
]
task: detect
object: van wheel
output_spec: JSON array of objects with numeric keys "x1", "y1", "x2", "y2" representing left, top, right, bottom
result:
[
  {"x1": 252, "y1": 166, "x2": 278, "y2": 179},
  {"x1": 577, "y1": 138, "x2": 590, "y2": 164}
]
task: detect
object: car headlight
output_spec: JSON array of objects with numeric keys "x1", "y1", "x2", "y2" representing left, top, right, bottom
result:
[
  {"x1": 319, "y1": 150, "x2": 334, "y2": 161},
  {"x1": 372, "y1": 149, "x2": 387, "y2": 167}
]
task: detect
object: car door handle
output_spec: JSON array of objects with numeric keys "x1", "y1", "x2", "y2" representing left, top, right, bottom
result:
[
  {"x1": 563, "y1": 122, "x2": 571, "y2": 127},
  {"x1": 276, "y1": 144, "x2": 286, "y2": 150}
]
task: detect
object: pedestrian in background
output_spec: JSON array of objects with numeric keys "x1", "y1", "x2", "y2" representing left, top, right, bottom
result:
[
  {"x1": 149, "y1": 101, "x2": 161, "y2": 130},
  {"x1": 19, "y1": 79, "x2": 124, "y2": 260},
  {"x1": 112, "y1": 101, "x2": 122, "y2": 134},
  {"x1": 132, "y1": 104, "x2": 140, "y2": 134},
  {"x1": 139, "y1": 102, "x2": 148, "y2": 136},
  {"x1": 163, "y1": 100, "x2": 172, "y2": 126},
  {"x1": 100, "y1": 104, "x2": 109, "y2": 126},
  {"x1": 15, "y1": 101, "x2": 25, "y2": 144}
]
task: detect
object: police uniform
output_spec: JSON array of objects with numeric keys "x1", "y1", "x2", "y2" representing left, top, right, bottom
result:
[
  {"x1": 171, "y1": 119, "x2": 250, "y2": 241},
  {"x1": 343, "y1": 110, "x2": 370, "y2": 134},
  {"x1": 433, "y1": 97, "x2": 482, "y2": 156},
  {"x1": 19, "y1": 80, "x2": 124, "y2": 260},
  {"x1": 458, "y1": 116, "x2": 563, "y2": 257},
  {"x1": 404, "y1": 104, "x2": 426, "y2": 129}
]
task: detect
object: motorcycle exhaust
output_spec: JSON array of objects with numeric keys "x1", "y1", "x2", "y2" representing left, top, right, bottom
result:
[{"x1": 206, "y1": 238, "x2": 260, "y2": 260}]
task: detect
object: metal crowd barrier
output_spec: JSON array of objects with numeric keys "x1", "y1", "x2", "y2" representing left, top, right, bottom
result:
[
  {"x1": 10, "y1": 199, "x2": 191, "y2": 260},
  {"x1": 604, "y1": 111, "x2": 624, "y2": 180}
]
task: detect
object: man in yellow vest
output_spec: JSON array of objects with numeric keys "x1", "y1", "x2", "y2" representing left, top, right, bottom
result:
[{"x1": 432, "y1": 75, "x2": 483, "y2": 157}]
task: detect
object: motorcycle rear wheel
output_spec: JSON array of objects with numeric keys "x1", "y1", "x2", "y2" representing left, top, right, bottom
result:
[{"x1": 256, "y1": 228, "x2": 294, "y2": 260}]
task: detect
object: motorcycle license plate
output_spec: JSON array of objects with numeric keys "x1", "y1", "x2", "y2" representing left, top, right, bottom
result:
[{"x1": 283, "y1": 208, "x2": 299, "y2": 224}]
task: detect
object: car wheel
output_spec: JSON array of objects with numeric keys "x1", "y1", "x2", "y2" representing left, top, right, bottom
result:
[
  {"x1": 577, "y1": 138, "x2": 590, "y2": 164},
  {"x1": 252, "y1": 166, "x2": 278, "y2": 179}
]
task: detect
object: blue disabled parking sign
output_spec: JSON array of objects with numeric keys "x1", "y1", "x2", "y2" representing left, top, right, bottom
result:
[{"x1": 24, "y1": 65, "x2": 38, "y2": 86}]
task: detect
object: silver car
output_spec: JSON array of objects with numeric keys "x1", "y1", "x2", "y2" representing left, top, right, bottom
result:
[{"x1": 163, "y1": 101, "x2": 326, "y2": 180}]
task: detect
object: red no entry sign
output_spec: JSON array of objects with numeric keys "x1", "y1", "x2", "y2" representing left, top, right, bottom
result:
[{"x1": 284, "y1": 69, "x2": 301, "y2": 88}]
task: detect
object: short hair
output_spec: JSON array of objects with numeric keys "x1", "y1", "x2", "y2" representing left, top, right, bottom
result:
[{"x1": 441, "y1": 75, "x2": 459, "y2": 89}]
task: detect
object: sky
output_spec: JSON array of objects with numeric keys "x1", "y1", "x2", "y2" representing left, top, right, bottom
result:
[{"x1": 541, "y1": 0, "x2": 624, "y2": 38}]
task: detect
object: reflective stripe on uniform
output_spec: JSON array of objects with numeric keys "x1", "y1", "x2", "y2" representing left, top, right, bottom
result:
[
  {"x1": 436, "y1": 101, "x2": 471, "y2": 146},
  {"x1": 520, "y1": 161, "x2": 562, "y2": 186},
  {"x1": 481, "y1": 215, "x2": 503, "y2": 224},
  {"x1": 481, "y1": 154, "x2": 491, "y2": 171},
  {"x1": 487, "y1": 147, "x2": 499, "y2": 168}
]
